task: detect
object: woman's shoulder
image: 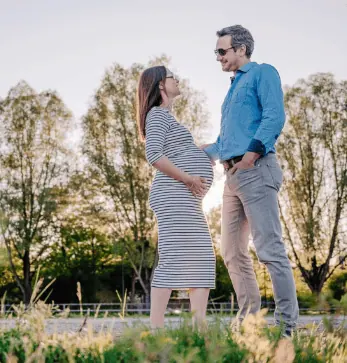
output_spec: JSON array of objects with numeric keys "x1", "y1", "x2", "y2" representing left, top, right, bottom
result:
[
  {"x1": 147, "y1": 106, "x2": 170, "y2": 117},
  {"x1": 146, "y1": 106, "x2": 175, "y2": 124}
]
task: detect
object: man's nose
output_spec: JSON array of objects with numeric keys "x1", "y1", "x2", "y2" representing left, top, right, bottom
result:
[{"x1": 216, "y1": 54, "x2": 222, "y2": 61}]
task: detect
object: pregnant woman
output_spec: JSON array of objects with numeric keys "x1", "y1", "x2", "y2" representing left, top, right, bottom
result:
[{"x1": 136, "y1": 66, "x2": 216, "y2": 329}]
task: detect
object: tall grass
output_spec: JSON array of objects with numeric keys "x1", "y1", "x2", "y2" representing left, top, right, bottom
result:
[{"x1": 0, "y1": 282, "x2": 346, "y2": 362}]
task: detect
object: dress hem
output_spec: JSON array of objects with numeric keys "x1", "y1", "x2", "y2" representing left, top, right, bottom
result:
[{"x1": 151, "y1": 286, "x2": 215, "y2": 290}]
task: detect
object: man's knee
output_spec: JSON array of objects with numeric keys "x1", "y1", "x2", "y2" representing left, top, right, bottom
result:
[
  {"x1": 255, "y1": 239, "x2": 288, "y2": 265},
  {"x1": 220, "y1": 235, "x2": 236, "y2": 264}
]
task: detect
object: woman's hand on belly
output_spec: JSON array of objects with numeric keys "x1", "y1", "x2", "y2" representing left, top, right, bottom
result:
[{"x1": 183, "y1": 175, "x2": 208, "y2": 197}]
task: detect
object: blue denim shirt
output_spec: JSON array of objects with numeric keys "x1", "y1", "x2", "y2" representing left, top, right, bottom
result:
[{"x1": 204, "y1": 62, "x2": 286, "y2": 161}]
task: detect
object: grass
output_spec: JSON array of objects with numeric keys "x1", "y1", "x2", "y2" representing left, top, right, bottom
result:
[
  {"x1": 0, "y1": 280, "x2": 346, "y2": 362},
  {"x1": 0, "y1": 302, "x2": 346, "y2": 362}
]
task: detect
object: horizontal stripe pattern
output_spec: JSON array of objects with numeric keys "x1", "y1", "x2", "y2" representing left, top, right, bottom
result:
[{"x1": 145, "y1": 107, "x2": 216, "y2": 289}]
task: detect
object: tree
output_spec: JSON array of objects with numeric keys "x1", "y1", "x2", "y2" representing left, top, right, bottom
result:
[
  {"x1": 0, "y1": 81, "x2": 73, "y2": 304},
  {"x1": 41, "y1": 223, "x2": 117, "y2": 303},
  {"x1": 278, "y1": 73, "x2": 347, "y2": 294},
  {"x1": 41, "y1": 171, "x2": 130, "y2": 303},
  {"x1": 82, "y1": 56, "x2": 210, "y2": 301}
]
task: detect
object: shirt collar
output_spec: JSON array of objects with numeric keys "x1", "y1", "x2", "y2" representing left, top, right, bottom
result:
[{"x1": 238, "y1": 61, "x2": 257, "y2": 73}]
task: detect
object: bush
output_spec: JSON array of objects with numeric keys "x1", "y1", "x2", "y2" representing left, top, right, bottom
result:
[
  {"x1": 297, "y1": 293, "x2": 318, "y2": 310},
  {"x1": 328, "y1": 272, "x2": 347, "y2": 300},
  {"x1": 0, "y1": 330, "x2": 26, "y2": 363},
  {"x1": 209, "y1": 254, "x2": 235, "y2": 302}
]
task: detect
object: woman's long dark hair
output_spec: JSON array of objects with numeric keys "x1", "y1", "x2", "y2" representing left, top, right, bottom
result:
[{"x1": 137, "y1": 65, "x2": 167, "y2": 141}]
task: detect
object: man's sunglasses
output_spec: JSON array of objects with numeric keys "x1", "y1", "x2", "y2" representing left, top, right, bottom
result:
[{"x1": 214, "y1": 46, "x2": 236, "y2": 56}]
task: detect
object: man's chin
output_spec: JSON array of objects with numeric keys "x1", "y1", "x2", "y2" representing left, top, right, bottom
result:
[{"x1": 222, "y1": 63, "x2": 232, "y2": 72}]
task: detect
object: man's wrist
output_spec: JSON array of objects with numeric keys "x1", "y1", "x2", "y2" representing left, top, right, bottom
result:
[{"x1": 243, "y1": 151, "x2": 261, "y2": 166}]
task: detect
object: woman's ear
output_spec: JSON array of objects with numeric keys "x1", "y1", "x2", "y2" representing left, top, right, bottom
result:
[{"x1": 159, "y1": 81, "x2": 164, "y2": 90}]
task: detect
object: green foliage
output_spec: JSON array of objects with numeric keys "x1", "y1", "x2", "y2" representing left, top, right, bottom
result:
[
  {"x1": 210, "y1": 254, "x2": 235, "y2": 302},
  {"x1": 103, "y1": 341, "x2": 144, "y2": 362},
  {"x1": 0, "y1": 329, "x2": 26, "y2": 363},
  {"x1": 297, "y1": 293, "x2": 319, "y2": 309},
  {"x1": 279, "y1": 73, "x2": 347, "y2": 294},
  {"x1": 328, "y1": 272, "x2": 347, "y2": 300},
  {"x1": 44, "y1": 345, "x2": 69, "y2": 363},
  {"x1": 40, "y1": 224, "x2": 117, "y2": 303},
  {"x1": 340, "y1": 292, "x2": 347, "y2": 313},
  {"x1": 0, "y1": 81, "x2": 73, "y2": 304}
]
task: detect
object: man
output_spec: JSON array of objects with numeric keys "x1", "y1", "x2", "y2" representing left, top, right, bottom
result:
[{"x1": 203, "y1": 25, "x2": 299, "y2": 335}]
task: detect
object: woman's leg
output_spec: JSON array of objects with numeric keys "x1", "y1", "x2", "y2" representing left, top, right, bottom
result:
[
  {"x1": 189, "y1": 288, "x2": 210, "y2": 328},
  {"x1": 150, "y1": 287, "x2": 172, "y2": 329}
]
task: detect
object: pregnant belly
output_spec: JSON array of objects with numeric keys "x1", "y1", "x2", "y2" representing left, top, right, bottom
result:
[
  {"x1": 172, "y1": 147, "x2": 213, "y2": 179},
  {"x1": 151, "y1": 152, "x2": 214, "y2": 199},
  {"x1": 179, "y1": 160, "x2": 213, "y2": 188}
]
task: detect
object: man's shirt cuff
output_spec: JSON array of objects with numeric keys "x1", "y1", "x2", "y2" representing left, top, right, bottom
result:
[
  {"x1": 247, "y1": 138, "x2": 266, "y2": 155},
  {"x1": 203, "y1": 143, "x2": 219, "y2": 161}
]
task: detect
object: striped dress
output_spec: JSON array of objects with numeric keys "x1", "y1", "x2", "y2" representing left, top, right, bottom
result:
[{"x1": 145, "y1": 106, "x2": 215, "y2": 289}]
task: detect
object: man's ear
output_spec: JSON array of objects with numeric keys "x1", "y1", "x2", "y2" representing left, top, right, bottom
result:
[{"x1": 239, "y1": 44, "x2": 247, "y2": 57}]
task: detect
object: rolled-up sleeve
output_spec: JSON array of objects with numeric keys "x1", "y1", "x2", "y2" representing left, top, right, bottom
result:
[
  {"x1": 145, "y1": 109, "x2": 171, "y2": 165},
  {"x1": 204, "y1": 135, "x2": 220, "y2": 161},
  {"x1": 247, "y1": 64, "x2": 286, "y2": 155}
]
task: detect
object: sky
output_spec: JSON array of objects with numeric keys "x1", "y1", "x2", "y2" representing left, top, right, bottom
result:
[{"x1": 1, "y1": 0, "x2": 346, "y2": 211}]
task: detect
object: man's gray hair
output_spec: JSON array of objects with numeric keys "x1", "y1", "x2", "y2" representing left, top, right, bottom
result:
[{"x1": 216, "y1": 25, "x2": 254, "y2": 58}]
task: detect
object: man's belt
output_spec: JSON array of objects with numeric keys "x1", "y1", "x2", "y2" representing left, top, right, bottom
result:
[{"x1": 224, "y1": 155, "x2": 244, "y2": 169}]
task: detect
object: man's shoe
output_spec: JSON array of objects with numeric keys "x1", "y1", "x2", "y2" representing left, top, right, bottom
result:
[{"x1": 281, "y1": 327, "x2": 295, "y2": 338}]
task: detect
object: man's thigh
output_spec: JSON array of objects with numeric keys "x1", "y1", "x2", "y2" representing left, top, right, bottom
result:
[
  {"x1": 221, "y1": 173, "x2": 250, "y2": 260},
  {"x1": 234, "y1": 154, "x2": 284, "y2": 259}
]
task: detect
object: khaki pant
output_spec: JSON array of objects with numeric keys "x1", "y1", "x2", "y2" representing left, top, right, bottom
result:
[{"x1": 221, "y1": 153, "x2": 299, "y2": 329}]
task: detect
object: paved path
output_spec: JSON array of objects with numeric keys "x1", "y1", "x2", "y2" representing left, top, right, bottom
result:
[{"x1": 0, "y1": 315, "x2": 345, "y2": 335}]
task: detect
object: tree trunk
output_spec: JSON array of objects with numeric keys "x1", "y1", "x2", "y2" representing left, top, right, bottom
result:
[
  {"x1": 302, "y1": 258, "x2": 327, "y2": 295},
  {"x1": 91, "y1": 235, "x2": 97, "y2": 301},
  {"x1": 130, "y1": 271, "x2": 136, "y2": 303},
  {"x1": 23, "y1": 250, "x2": 32, "y2": 305},
  {"x1": 144, "y1": 267, "x2": 151, "y2": 308}
]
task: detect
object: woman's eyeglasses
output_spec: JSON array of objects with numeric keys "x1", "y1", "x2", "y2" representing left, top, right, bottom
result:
[{"x1": 166, "y1": 74, "x2": 178, "y2": 81}]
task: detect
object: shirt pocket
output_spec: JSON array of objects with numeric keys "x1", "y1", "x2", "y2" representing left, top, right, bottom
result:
[{"x1": 232, "y1": 85, "x2": 248, "y2": 103}]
